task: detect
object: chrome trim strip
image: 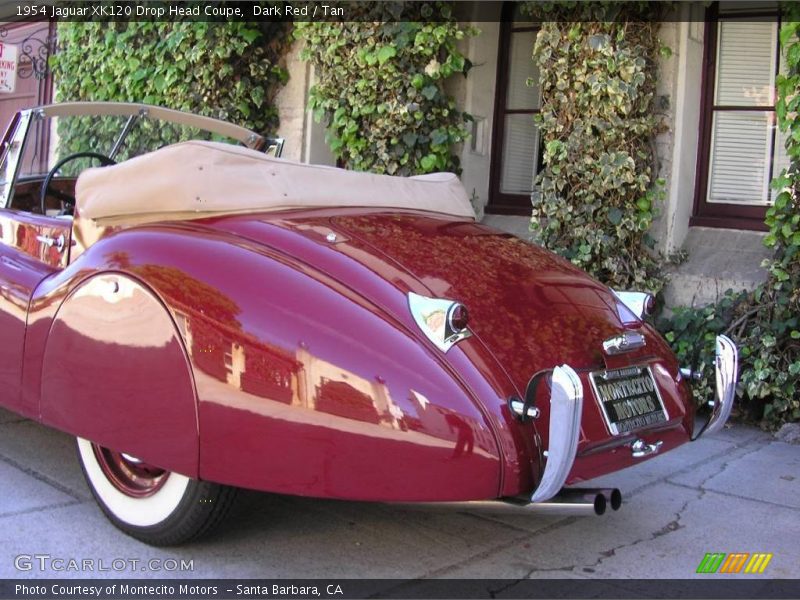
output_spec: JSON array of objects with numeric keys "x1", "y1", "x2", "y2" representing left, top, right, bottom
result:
[
  {"x1": 704, "y1": 334, "x2": 738, "y2": 435},
  {"x1": 0, "y1": 109, "x2": 33, "y2": 208},
  {"x1": 509, "y1": 398, "x2": 540, "y2": 420},
  {"x1": 530, "y1": 365, "x2": 583, "y2": 504},
  {"x1": 602, "y1": 331, "x2": 646, "y2": 355}
]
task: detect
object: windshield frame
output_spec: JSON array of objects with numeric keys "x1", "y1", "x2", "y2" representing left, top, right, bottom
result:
[
  {"x1": 0, "y1": 102, "x2": 275, "y2": 210},
  {"x1": 37, "y1": 102, "x2": 265, "y2": 150}
]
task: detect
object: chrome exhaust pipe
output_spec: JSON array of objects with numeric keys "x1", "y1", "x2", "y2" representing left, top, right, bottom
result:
[{"x1": 393, "y1": 488, "x2": 622, "y2": 517}]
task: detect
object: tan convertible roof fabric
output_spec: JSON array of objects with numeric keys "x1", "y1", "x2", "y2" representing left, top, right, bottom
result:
[{"x1": 75, "y1": 141, "x2": 476, "y2": 224}]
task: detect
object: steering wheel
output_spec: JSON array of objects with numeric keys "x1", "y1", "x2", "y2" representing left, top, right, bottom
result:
[{"x1": 40, "y1": 151, "x2": 116, "y2": 216}]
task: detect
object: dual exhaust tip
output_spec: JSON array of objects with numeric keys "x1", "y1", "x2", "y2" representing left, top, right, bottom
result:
[
  {"x1": 548, "y1": 487, "x2": 622, "y2": 516},
  {"x1": 515, "y1": 487, "x2": 623, "y2": 516}
]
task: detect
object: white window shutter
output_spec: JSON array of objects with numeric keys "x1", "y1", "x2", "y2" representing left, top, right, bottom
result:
[{"x1": 708, "y1": 20, "x2": 778, "y2": 206}]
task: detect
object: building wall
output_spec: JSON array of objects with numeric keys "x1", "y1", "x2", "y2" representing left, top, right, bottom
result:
[
  {"x1": 655, "y1": 7, "x2": 770, "y2": 307},
  {"x1": 449, "y1": 10, "x2": 503, "y2": 221},
  {"x1": 455, "y1": 16, "x2": 698, "y2": 249},
  {"x1": 655, "y1": 6, "x2": 707, "y2": 254},
  {"x1": 274, "y1": 40, "x2": 335, "y2": 166}
]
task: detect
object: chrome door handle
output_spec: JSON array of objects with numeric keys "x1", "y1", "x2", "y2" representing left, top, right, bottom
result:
[
  {"x1": 630, "y1": 438, "x2": 663, "y2": 458},
  {"x1": 36, "y1": 233, "x2": 65, "y2": 253}
]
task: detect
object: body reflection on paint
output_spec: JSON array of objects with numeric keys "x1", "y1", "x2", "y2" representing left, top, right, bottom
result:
[
  {"x1": 174, "y1": 300, "x2": 492, "y2": 455},
  {"x1": 444, "y1": 413, "x2": 475, "y2": 458}
]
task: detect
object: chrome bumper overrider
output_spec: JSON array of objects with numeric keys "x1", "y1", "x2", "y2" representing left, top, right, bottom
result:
[
  {"x1": 699, "y1": 334, "x2": 739, "y2": 437},
  {"x1": 530, "y1": 365, "x2": 583, "y2": 503}
]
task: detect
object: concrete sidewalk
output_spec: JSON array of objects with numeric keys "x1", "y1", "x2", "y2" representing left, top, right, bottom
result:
[{"x1": 0, "y1": 406, "x2": 798, "y2": 581}]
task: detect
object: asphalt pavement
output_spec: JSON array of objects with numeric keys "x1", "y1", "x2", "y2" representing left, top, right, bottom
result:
[{"x1": 1, "y1": 405, "x2": 798, "y2": 586}]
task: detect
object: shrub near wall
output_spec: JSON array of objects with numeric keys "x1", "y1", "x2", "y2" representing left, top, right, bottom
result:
[
  {"x1": 527, "y1": 5, "x2": 668, "y2": 294},
  {"x1": 295, "y1": 4, "x2": 475, "y2": 175},
  {"x1": 51, "y1": 21, "x2": 290, "y2": 136}
]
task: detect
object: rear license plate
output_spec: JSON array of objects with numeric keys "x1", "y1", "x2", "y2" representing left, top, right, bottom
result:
[{"x1": 589, "y1": 365, "x2": 668, "y2": 435}]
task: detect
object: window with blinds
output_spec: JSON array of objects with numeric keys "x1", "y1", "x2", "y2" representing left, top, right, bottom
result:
[
  {"x1": 694, "y1": 6, "x2": 789, "y2": 230},
  {"x1": 499, "y1": 30, "x2": 541, "y2": 195},
  {"x1": 487, "y1": 3, "x2": 542, "y2": 214}
]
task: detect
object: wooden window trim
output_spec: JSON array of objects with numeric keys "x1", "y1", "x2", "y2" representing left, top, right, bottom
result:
[
  {"x1": 690, "y1": 3, "x2": 781, "y2": 232},
  {"x1": 486, "y1": 2, "x2": 541, "y2": 216}
]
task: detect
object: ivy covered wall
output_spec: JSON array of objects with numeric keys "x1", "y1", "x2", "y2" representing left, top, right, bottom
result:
[
  {"x1": 527, "y1": 5, "x2": 669, "y2": 295},
  {"x1": 51, "y1": 22, "x2": 291, "y2": 136},
  {"x1": 294, "y1": 5, "x2": 475, "y2": 176}
]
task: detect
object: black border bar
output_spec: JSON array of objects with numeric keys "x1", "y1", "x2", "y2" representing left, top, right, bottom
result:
[
  {"x1": 2, "y1": 579, "x2": 800, "y2": 599},
  {"x1": 0, "y1": 1, "x2": 797, "y2": 23}
]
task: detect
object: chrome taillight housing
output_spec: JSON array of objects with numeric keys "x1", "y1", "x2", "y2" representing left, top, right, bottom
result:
[
  {"x1": 613, "y1": 290, "x2": 655, "y2": 321},
  {"x1": 408, "y1": 292, "x2": 471, "y2": 352}
]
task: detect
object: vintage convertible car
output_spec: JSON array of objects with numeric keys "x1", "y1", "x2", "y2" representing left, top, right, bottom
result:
[{"x1": 0, "y1": 103, "x2": 738, "y2": 546}]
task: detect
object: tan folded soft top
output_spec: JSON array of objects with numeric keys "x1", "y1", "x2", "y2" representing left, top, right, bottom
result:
[{"x1": 75, "y1": 140, "x2": 476, "y2": 224}]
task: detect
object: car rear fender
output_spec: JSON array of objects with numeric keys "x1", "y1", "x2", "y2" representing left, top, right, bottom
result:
[
  {"x1": 38, "y1": 272, "x2": 199, "y2": 478},
  {"x1": 39, "y1": 225, "x2": 504, "y2": 501}
]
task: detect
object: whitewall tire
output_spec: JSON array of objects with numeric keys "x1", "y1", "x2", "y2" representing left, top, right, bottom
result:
[{"x1": 76, "y1": 437, "x2": 237, "y2": 545}]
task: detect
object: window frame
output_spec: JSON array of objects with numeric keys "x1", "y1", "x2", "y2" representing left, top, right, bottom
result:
[
  {"x1": 691, "y1": 3, "x2": 783, "y2": 231},
  {"x1": 486, "y1": 2, "x2": 542, "y2": 215}
]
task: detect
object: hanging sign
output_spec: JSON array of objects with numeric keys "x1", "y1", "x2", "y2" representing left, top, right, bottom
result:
[{"x1": 0, "y1": 43, "x2": 18, "y2": 93}]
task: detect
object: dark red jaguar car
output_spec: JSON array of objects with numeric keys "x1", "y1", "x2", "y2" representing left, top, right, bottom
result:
[{"x1": 0, "y1": 103, "x2": 738, "y2": 545}]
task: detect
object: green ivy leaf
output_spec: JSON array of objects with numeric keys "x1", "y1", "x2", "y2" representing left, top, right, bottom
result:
[
  {"x1": 240, "y1": 28, "x2": 261, "y2": 44},
  {"x1": 430, "y1": 128, "x2": 448, "y2": 146},
  {"x1": 420, "y1": 154, "x2": 437, "y2": 171},
  {"x1": 421, "y1": 85, "x2": 438, "y2": 100},
  {"x1": 377, "y1": 45, "x2": 397, "y2": 66}
]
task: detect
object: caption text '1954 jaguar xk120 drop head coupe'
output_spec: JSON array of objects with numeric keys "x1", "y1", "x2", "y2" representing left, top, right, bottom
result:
[{"x1": 0, "y1": 103, "x2": 738, "y2": 546}]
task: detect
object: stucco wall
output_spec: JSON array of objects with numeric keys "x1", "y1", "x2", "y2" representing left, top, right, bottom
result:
[
  {"x1": 274, "y1": 40, "x2": 335, "y2": 166},
  {"x1": 450, "y1": 13, "x2": 502, "y2": 220},
  {"x1": 655, "y1": 5, "x2": 706, "y2": 254},
  {"x1": 273, "y1": 41, "x2": 308, "y2": 163}
]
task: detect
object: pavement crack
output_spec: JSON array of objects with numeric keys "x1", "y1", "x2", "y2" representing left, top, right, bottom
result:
[
  {"x1": 414, "y1": 516, "x2": 580, "y2": 580},
  {"x1": 666, "y1": 480, "x2": 800, "y2": 512},
  {"x1": 620, "y1": 435, "x2": 771, "y2": 502},
  {"x1": 664, "y1": 440, "x2": 783, "y2": 505},
  {"x1": 0, "y1": 499, "x2": 82, "y2": 520},
  {"x1": 558, "y1": 490, "x2": 700, "y2": 575},
  {"x1": 0, "y1": 452, "x2": 88, "y2": 502}
]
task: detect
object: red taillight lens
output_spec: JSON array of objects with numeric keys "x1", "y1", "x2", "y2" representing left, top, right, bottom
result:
[
  {"x1": 448, "y1": 303, "x2": 469, "y2": 332},
  {"x1": 643, "y1": 294, "x2": 656, "y2": 316}
]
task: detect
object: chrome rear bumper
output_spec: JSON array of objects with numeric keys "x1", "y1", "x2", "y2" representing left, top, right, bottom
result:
[
  {"x1": 530, "y1": 365, "x2": 583, "y2": 503},
  {"x1": 703, "y1": 334, "x2": 739, "y2": 436},
  {"x1": 686, "y1": 334, "x2": 739, "y2": 439},
  {"x1": 527, "y1": 335, "x2": 738, "y2": 503}
]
